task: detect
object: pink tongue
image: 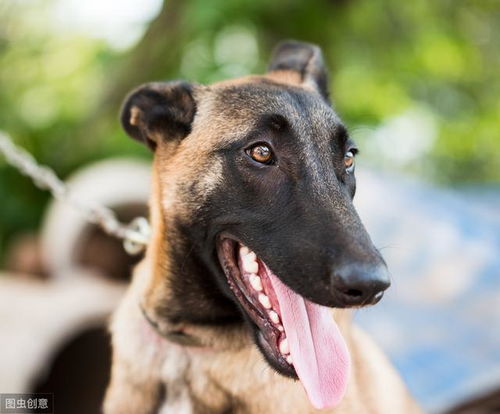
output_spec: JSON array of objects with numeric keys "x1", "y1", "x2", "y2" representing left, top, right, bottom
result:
[{"x1": 268, "y1": 272, "x2": 350, "y2": 409}]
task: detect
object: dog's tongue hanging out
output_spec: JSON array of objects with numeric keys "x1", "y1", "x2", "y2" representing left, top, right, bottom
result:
[{"x1": 267, "y1": 267, "x2": 350, "y2": 409}]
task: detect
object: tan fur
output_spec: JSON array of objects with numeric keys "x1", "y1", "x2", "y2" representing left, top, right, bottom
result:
[{"x1": 104, "y1": 70, "x2": 423, "y2": 414}]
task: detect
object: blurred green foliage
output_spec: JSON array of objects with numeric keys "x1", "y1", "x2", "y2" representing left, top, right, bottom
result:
[{"x1": 0, "y1": 0, "x2": 499, "y2": 262}]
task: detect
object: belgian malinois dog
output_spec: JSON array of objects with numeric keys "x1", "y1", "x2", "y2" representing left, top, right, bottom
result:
[{"x1": 104, "y1": 41, "x2": 422, "y2": 413}]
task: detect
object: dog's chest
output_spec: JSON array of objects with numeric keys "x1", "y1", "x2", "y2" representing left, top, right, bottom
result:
[{"x1": 157, "y1": 345, "x2": 324, "y2": 414}]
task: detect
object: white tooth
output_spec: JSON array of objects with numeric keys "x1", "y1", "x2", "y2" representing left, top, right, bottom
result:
[
  {"x1": 286, "y1": 355, "x2": 293, "y2": 365},
  {"x1": 279, "y1": 338, "x2": 289, "y2": 355},
  {"x1": 277, "y1": 325, "x2": 284, "y2": 332},
  {"x1": 243, "y1": 257, "x2": 258, "y2": 274},
  {"x1": 268, "y1": 310, "x2": 280, "y2": 324},
  {"x1": 258, "y1": 293, "x2": 271, "y2": 309},
  {"x1": 246, "y1": 251, "x2": 257, "y2": 261},
  {"x1": 249, "y1": 274, "x2": 263, "y2": 291},
  {"x1": 240, "y1": 246, "x2": 250, "y2": 256}
]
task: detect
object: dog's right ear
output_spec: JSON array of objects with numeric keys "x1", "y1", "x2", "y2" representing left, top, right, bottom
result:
[{"x1": 121, "y1": 81, "x2": 197, "y2": 150}]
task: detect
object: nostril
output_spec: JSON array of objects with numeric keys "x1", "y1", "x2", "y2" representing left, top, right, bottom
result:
[{"x1": 342, "y1": 288, "x2": 363, "y2": 298}]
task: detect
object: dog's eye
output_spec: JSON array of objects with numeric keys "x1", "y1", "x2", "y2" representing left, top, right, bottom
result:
[
  {"x1": 344, "y1": 150, "x2": 356, "y2": 173},
  {"x1": 247, "y1": 143, "x2": 274, "y2": 164}
]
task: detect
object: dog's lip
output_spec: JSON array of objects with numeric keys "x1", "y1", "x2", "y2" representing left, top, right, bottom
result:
[
  {"x1": 138, "y1": 303, "x2": 206, "y2": 347},
  {"x1": 216, "y1": 235, "x2": 296, "y2": 377}
]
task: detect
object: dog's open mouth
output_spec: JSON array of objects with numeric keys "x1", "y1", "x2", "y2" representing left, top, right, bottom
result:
[{"x1": 217, "y1": 237, "x2": 350, "y2": 409}]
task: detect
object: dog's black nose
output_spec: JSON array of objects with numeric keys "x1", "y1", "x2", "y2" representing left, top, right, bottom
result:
[{"x1": 331, "y1": 263, "x2": 391, "y2": 307}]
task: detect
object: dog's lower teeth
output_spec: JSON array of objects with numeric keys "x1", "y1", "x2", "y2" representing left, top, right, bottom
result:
[
  {"x1": 258, "y1": 293, "x2": 271, "y2": 309},
  {"x1": 249, "y1": 274, "x2": 263, "y2": 291},
  {"x1": 279, "y1": 338, "x2": 289, "y2": 355},
  {"x1": 238, "y1": 244, "x2": 291, "y2": 367},
  {"x1": 268, "y1": 310, "x2": 280, "y2": 324},
  {"x1": 242, "y1": 257, "x2": 258, "y2": 274}
]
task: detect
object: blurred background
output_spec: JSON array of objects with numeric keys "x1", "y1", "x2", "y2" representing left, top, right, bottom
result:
[{"x1": 0, "y1": 0, "x2": 499, "y2": 413}]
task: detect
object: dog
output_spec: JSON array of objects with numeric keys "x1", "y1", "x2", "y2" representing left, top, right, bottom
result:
[{"x1": 104, "y1": 41, "x2": 422, "y2": 414}]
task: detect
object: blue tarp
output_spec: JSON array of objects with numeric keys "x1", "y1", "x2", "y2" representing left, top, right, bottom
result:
[{"x1": 354, "y1": 169, "x2": 500, "y2": 413}]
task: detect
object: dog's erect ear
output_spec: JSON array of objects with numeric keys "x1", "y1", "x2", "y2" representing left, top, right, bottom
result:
[
  {"x1": 268, "y1": 40, "x2": 330, "y2": 102},
  {"x1": 121, "y1": 81, "x2": 196, "y2": 150}
]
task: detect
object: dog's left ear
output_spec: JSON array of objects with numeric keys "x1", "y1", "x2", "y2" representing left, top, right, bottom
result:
[
  {"x1": 121, "y1": 81, "x2": 197, "y2": 150},
  {"x1": 268, "y1": 40, "x2": 330, "y2": 103}
]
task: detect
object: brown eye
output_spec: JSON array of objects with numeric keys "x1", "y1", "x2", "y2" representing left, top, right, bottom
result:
[
  {"x1": 247, "y1": 144, "x2": 274, "y2": 164},
  {"x1": 344, "y1": 150, "x2": 355, "y2": 173}
]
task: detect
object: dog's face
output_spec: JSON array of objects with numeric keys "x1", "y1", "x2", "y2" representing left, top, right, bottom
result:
[{"x1": 123, "y1": 42, "x2": 390, "y2": 408}]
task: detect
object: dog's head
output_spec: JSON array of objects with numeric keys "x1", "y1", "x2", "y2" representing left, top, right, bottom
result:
[{"x1": 122, "y1": 41, "x2": 390, "y2": 409}]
